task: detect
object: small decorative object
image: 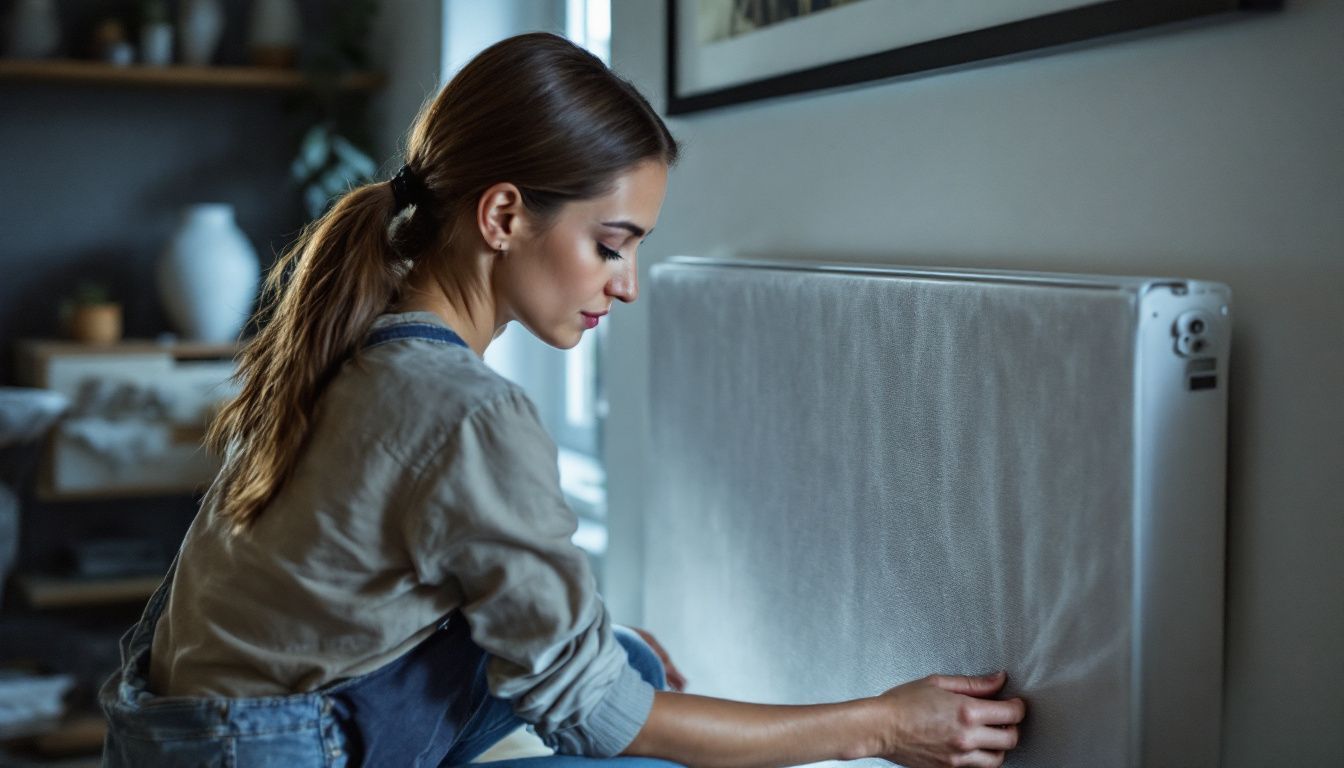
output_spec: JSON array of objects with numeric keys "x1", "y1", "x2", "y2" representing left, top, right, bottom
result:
[
  {"x1": 91, "y1": 19, "x2": 134, "y2": 66},
  {"x1": 5, "y1": 0, "x2": 61, "y2": 58},
  {"x1": 139, "y1": 0, "x2": 173, "y2": 65},
  {"x1": 64, "y1": 283, "x2": 123, "y2": 345},
  {"x1": 158, "y1": 204, "x2": 260, "y2": 343},
  {"x1": 248, "y1": 0, "x2": 301, "y2": 68},
  {"x1": 107, "y1": 39, "x2": 135, "y2": 66},
  {"x1": 178, "y1": 0, "x2": 224, "y2": 66}
]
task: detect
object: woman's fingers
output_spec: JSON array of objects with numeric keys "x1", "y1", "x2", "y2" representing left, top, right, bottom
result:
[
  {"x1": 631, "y1": 627, "x2": 688, "y2": 691},
  {"x1": 967, "y1": 696, "x2": 1027, "y2": 726},
  {"x1": 955, "y1": 750, "x2": 1006, "y2": 768},
  {"x1": 875, "y1": 674, "x2": 1026, "y2": 767},
  {"x1": 968, "y1": 725, "x2": 1019, "y2": 751},
  {"x1": 632, "y1": 627, "x2": 671, "y2": 661},
  {"x1": 930, "y1": 671, "x2": 1007, "y2": 697},
  {"x1": 664, "y1": 664, "x2": 688, "y2": 692}
]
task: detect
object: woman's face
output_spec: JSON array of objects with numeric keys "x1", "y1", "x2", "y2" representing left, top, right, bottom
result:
[{"x1": 496, "y1": 160, "x2": 668, "y2": 349}]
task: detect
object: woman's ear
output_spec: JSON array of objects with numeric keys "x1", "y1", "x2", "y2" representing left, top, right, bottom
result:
[{"x1": 477, "y1": 182, "x2": 523, "y2": 253}]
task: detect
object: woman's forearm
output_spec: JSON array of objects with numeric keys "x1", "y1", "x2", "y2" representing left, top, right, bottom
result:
[
  {"x1": 621, "y1": 672, "x2": 1026, "y2": 768},
  {"x1": 623, "y1": 691, "x2": 880, "y2": 768}
]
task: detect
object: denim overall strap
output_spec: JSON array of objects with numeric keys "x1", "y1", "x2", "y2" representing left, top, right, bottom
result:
[
  {"x1": 364, "y1": 322, "x2": 469, "y2": 350},
  {"x1": 115, "y1": 551, "x2": 180, "y2": 699},
  {"x1": 101, "y1": 548, "x2": 347, "y2": 767}
]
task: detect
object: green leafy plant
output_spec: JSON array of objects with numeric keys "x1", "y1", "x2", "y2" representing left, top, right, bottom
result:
[
  {"x1": 292, "y1": 123, "x2": 379, "y2": 218},
  {"x1": 70, "y1": 282, "x2": 114, "y2": 307},
  {"x1": 290, "y1": 0, "x2": 382, "y2": 218}
]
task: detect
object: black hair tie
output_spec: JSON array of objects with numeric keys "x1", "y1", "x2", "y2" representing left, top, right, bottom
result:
[{"x1": 390, "y1": 164, "x2": 430, "y2": 212}]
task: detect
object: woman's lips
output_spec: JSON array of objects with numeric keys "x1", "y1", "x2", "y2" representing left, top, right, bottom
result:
[{"x1": 581, "y1": 312, "x2": 604, "y2": 329}]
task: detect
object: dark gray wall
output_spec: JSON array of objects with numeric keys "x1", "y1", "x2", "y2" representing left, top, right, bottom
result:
[
  {"x1": 0, "y1": 84, "x2": 304, "y2": 380},
  {"x1": 0, "y1": 0, "x2": 375, "y2": 382},
  {"x1": 0, "y1": 2, "x2": 363, "y2": 709}
]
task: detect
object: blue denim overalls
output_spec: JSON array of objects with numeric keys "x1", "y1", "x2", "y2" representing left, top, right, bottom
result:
[{"x1": 99, "y1": 322, "x2": 680, "y2": 768}]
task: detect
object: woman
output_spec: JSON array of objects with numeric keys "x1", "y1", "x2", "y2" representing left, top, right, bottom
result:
[{"x1": 100, "y1": 33, "x2": 1025, "y2": 768}]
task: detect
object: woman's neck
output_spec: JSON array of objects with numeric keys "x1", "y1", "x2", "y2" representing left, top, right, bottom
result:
[{"x1": 392, "y1": 268, "x2": 503, "y2": 357}]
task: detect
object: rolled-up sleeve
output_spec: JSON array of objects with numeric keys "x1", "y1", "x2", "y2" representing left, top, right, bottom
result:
[{"x1": 402, "y1": 390, "x2": 653, "y2": 756}]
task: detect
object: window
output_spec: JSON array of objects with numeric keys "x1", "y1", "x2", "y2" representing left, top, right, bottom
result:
[
  {"x1": 478, "y1": 0, "x2": 614, "y2": 583},
  {"x1": 566, "y1": 0, "x2": 611, "y2": 64}
]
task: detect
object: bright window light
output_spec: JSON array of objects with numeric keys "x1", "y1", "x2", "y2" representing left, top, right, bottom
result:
[{"x1": 566, "y1": 0, "x2": 611, "y2": 63}]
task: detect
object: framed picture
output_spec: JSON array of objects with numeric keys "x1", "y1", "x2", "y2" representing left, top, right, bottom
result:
[{"x1": 666, "y1": 0, "x2": 1280, "y2": 115}]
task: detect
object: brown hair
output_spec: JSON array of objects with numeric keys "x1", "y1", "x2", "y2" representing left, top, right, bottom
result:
[{"x1": 207, "y1": 32, "x2": 679, "y2": 531}]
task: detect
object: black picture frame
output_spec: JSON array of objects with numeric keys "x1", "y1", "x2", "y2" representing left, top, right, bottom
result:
[{"x1": 666, "y1": 0, "x2": 1281, "y2": 116}]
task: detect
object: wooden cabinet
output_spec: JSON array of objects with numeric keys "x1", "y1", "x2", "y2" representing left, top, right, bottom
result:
[
  {"x1": 16, "y1": 340, "x2": 239, "y2": 500},
  {"x1": 9, "y1": 340, "x2": 237, "y2": 610}
]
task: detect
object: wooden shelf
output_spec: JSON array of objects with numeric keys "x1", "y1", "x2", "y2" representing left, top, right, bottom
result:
[
  {"x1": 16, "y1": 574, "x2": 162, "y2": 610},
  {"x1": 0, "y1": 58, "x2": 384, "y2": 91},
  {"x1": 35, "y1": 480, "x2": 208, "y2": 503},
  {"x1": 0, "y1": 713, "x2": 107, "y2": 757},
  {"x1": 33, "y1": 714, "x2": 106, "y2": 756},
  {"x1": 17, "y1": 337, "x2": 241, "y2": 369}
]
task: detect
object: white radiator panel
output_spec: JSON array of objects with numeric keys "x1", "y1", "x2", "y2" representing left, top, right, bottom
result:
[{"x1": 644, "y1": 258, "x2": 1230, "y2": 767}]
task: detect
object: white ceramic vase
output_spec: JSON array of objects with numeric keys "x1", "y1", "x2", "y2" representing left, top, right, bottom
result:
[
  {"x1": 158, "y1": 204, "x2": 260, "y2": 343},
  {"x1": 179, "y1": 0, "x2": 224, "y2": 66}
]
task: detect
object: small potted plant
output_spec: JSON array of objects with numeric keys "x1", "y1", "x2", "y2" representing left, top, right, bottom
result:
[{"x1": 64, "y1": 282, "x2": 123, "y2": 345}]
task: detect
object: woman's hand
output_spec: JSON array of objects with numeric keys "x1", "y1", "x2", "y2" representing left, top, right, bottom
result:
[
  {"x1": 872, "y1": 671, "x2": 1026, "y2": 768},
  {"x1": 630, "y1": 627, "x2": 688, "y2": 691}
]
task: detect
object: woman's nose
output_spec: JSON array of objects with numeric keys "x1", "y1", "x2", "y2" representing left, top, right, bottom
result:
[{"x1": 607, "y1": 261, "x2": 639, "y2": 303}]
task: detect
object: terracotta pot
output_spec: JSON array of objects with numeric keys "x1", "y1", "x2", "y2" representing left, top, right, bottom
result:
[
  {"x1": 248, "y1": 0, "x2": 300, "y2": 68},
  {"x1": 70, "y1": 304, "x2": 123, "y2": 345}
]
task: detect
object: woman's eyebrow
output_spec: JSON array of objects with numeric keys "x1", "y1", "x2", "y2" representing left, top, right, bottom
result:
[{"x1": 601, "y1": 220, "x2": 652, "y2": 239}]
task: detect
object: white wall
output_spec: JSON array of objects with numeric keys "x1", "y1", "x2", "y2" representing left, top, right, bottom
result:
[
  {"x1": 369, "y1": 0, "x2": 567, "y2": 167},
  {"x1": 604, "y1": 1, "x2": 1344, "y2": 764},
  {"x1": 368, "y1": 0, "x2": 445, "y2": 169},
  {"x1": 443, "y1": 0, "x2": 566, "y2": 78}
]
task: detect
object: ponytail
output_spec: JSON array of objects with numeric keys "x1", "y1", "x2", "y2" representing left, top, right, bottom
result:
[
  {"x1": 206, "y1": 182, "x2": 406, "y2": 531},
  {"x1": 206, "y1": 32, "x2": 679, "y2": 532}
]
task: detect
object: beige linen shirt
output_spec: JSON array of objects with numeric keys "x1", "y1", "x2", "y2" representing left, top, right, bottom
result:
[{"x1": 147, "y1": 312, "x2": 652, "y2": 756}]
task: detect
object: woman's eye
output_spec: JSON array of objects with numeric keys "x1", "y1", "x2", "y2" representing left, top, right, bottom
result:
[{"x1": 597, "y1": 243, "x2": 623, "y2": 261}]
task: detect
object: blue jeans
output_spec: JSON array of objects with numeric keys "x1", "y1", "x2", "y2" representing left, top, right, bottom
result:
[{"x1": 99, "y1": 557, "x2": 680, "y2": 767}]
